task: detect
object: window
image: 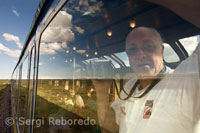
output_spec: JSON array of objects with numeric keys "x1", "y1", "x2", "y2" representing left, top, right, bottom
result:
[
  {"x1": 18, "y1": 56, "x2": 29, "y2": 132},
  {"x1": 163, "y1": 43, "x2": 180, "y2": 62},
  {"x1": 25, "y1": 47, "x2": 35, "y2": 133},
  {"x1": 14, "y1": 68, "x2": 19, "y2": 116},
  {"x1": 104, "y1": 56, "x2": 120, "y2": 68},
  {"x1": 179, "y1": 35, "x2": 199, "y2": 56},
  {"x1": 35, "y1": 0, "x2": 200, "y2": 132},
  {"x1": 11, "y1": 68, "x2": 19, "y2": 118},
  {"x1": 115, "y1": 52, "x2": 130, "y2": 67}
]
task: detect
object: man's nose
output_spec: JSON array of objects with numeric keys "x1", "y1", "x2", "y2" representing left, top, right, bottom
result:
[{"x1": 137, "y1": 48, "x2": 146, "y2": 58}]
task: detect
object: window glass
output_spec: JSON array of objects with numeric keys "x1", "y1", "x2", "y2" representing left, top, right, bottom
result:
[
  {"x1": 18, "y1": 56, "x2": 29, "y2": 132},
  {"x1": 14, "y1": 68, "x2": 19, "y2": 116},
  {"x1": 35, "y1": 0, "x2": 200, "y2": 132},
  {"x1": 163, "y1": 43, "x2": 180, "y2": 62},
  {"x1": 179, "y1": 35, "x2": 199, "y2": 56},
  {"x1": 115, "y1": 52, "x2": 130, "y2": 67},
  {"x1": 85, "y1": 58, "x2": 98, "y2": 63},
  {"x1": 25, "y1": 47, "x2": 35, "y2": 133},
  {"x1": 104, "y1": 56, "x2": 120, "y2": 68},
  {"x1": 36, "y1": 1, "x2": 132, "y2": 131}
]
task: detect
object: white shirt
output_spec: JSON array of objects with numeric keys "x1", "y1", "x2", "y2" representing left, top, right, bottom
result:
[{"x1": 111, "y1": 44, "x2": 200, "y2": 133}]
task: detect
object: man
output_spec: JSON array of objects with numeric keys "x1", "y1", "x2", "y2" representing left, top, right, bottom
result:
[
  {"x1": 94, "y1": 26, "x2": 200, "y2": 133},
  {"x1": 115, "y1": 27, "x2": 200, "y2": 133},
  {"x1": 94, "y1": 27, "x2": 171, "y2": 132},
  {"x1": 92, "y1": 0, "x2": 200, "y2": 132}
]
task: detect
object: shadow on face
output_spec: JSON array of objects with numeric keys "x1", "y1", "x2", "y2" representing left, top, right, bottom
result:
[{"x1": 125, "y1": 27, "x2": 164, "y2": 78}]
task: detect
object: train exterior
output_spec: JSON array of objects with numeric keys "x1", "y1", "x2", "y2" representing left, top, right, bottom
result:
[{"x1": 10, "y1": 0, "x2": 200, "y2": 133}]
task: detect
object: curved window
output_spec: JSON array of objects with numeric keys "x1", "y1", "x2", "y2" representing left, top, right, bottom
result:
[
  {"x1": 35, "y1": 0, "x2": 200, "y2": 132},
  {"x1": 179, "y1": 35, "x2": 199, "y2": 56},
  {"x1": 163, "y1": 43, "x2": 180, "y2": 62},
  {"x1": 115, "y1": 52, "x2": 130, "y2": 67},
  {"x1": 104, "y1": 56, "x2": 120, "y2": 68}
]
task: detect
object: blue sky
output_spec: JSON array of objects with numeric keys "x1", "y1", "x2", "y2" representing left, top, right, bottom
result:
[{"x1": 0, "y1": 0, "x2": 39, "y2": 79}]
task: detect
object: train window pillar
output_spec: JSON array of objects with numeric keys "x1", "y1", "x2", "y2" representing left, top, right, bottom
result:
[{"x1": 25, "y1": 47, "x2": 35, "y2": 133}]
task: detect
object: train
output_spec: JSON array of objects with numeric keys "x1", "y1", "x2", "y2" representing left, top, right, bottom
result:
[{"x1": 10, "y1": 0, "x2": 200, "y2": 132}]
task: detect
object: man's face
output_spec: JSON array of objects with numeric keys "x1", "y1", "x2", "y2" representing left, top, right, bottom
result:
[{"x1": 126, "y1": 29, "x2": 164, "y2": 78}]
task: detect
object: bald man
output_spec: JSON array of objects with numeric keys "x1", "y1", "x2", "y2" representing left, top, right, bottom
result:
[
  {"x1": 94, "y1": 27, "x2": 200, "y2": 133},
  {"x1": 125, "y1": 27, "x2": 167, "y2": 90},
  {"x1": 94, "y1": 0, "x2": 200, "y2": 132},
  {"x1": 94, "y1": 27, "x2": 172, "y2": 132}
]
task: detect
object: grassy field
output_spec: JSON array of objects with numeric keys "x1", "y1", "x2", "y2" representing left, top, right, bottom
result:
[{"x1": 0, "y1": 80, "x2": 10, "y2": 102}]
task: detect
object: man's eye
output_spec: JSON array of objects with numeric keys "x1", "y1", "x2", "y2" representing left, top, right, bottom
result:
[
  {"x1": 127, "y1": 48, "x2": 137, "y2": 54},
  {"x1": 131, "y1": 48, "x2": 138, "y2": 52}
]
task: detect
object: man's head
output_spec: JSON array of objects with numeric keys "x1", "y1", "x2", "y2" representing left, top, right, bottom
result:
[{"x1": 125, "y1": 27, "x2": 164, "y2": 79}]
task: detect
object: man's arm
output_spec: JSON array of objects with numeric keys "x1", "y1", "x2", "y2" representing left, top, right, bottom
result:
[
  {"x1": 147, "y1": 0, "x2": 200, "y2": 28},
  {"x1": 93, "y1": 80, "x2": 119, "y2": 133}
]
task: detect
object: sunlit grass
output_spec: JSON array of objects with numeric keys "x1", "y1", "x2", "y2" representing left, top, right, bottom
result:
[
  {"x1": 34, "y1": 80, "x2": 101, "y2": 131},
  {"x1": 34, "y1": 84, "x2": 100, "y2": 131},
  {"x1": 36, "y1": 86, "x2": 98, "y2": 119}
]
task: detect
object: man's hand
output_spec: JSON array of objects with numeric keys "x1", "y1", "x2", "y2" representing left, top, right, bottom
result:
[
  {"x1": 87, "y1": 64, "x2": 118, "y2": 132},
  {"x1": 92, "y1": 79, "x2": 119, "y2": 132},
  {"x1": 92, "y1": 79, "x2": 113, "y2": 93},
  {"x1": 92, "y1": 79, "x2": 112, "y2": 126}
]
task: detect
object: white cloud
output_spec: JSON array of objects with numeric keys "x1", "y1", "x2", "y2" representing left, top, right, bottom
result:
[
  {"x1": 40, "y1": 43, "x2": 56, "y2": 55},
  {"x1": 6, "y1": 50, "x2": 21, "y2": 58},
  {"x1": 40, "y1": 42, "x2": 67, "y2": 55},
  {"x1": 12, "y1": 10, "x2": 19, "y2": 17},
  {"x1": 40, "y1": 10, "x2": 87, "y2": 56},
  {"x1": 73, "y1": 0, "x2": 103, "y2": 16},
  {"x1": 3, "y1": 33, "x2": 23, "y2": 48},
  {"x1": 13, "y1": 60, "x2": 17, "y2": 63},
  {"x1": 0, "y1": 43, "x2": 20, "y2": 57},
  {"x1": 47, "y1": 42, "x2": 64, "y2": 51},
  {"x1": 0, "y1": 43, "x2": 10, "y2": 51},
  {"x1": 41, "y1": 11, "x2": 75, "y2": 43},
  {"x1": 61, "y1": 42, "x2": 67, "y2": 49}
]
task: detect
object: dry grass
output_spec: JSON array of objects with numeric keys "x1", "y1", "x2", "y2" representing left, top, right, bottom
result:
[{"x1": 0, "y1": 80, "x2": 10, "y2": 102}]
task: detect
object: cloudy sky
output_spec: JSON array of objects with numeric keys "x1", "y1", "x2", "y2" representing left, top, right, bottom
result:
[
  {"x1": 0, "y1": 0, "x2": 39, "y2": 79},
  {"x1": 0, "y1": 0, "x2": 199, "y2": 79}
]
